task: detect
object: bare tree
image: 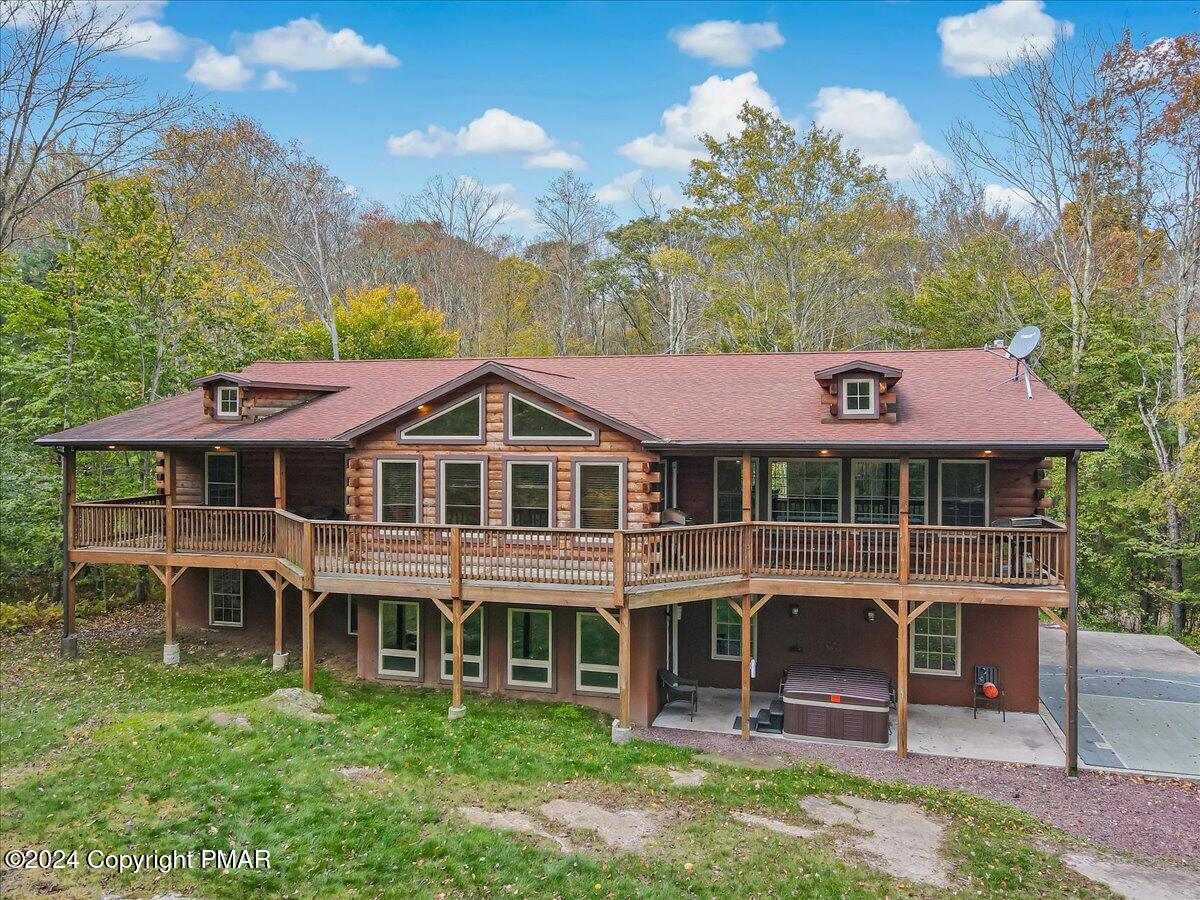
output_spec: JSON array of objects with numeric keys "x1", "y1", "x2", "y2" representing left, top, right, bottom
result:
[{"x1": 0, "y1": 0, "x2": 191, "y2": 249}]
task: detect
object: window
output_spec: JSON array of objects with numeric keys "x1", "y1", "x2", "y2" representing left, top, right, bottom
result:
[
  {"x1": 770, "y1": 459, "x2": 840, "y2": 522},
  {"x1": 575, "y1": 461, "x2": 623, "y2": 530},
  {"x1": 205, "y1": 452, "x2": 238, "y2": 507},
  {"x1": 711, "y1": 599, "x2": 756, "y2": 661},
  {"x1": 939, "y1": 461, "x2": 989, "y2": 526},
  {"x1": 714, "y1": 458, "x2": 758, "y2": 523},
  {"x1": 841, "y1": 377, "x2": 876, "y2": 416},
  {"x1": 441, "y1": 608, "x2": 484, "y2": 683},
  {"x1": 378, "y1": 459, "x2": 419, "y2": 523},
  {"x1": 508, "y1": 608, "x2": 552, "y2": 687},
  {"x1": 400, "y1": 393, "x2": 483, "y2": 442},
  {"x1": 347, "y1": 596, "x2": 357, "y2": 636},
  {"x1": 379, "y1": 600, "x2": 421, "y2": 676},
  {"x1": 208, "y1": 569, "x2": 243, "y2": 627},
  {"x1": 439, "y1": 459, "x2": 485, "y2": 526},
  {"x1": 215, "y1": 385, "x2": 240, "y2": 418},
  {"x1": 507, "y1": 460, "x2": 553, "y2": 528},
  {"x1": 909, "y1": 602, "x2": 961, "y2": 676},
  {"x1": 576, "y1": 612, "x2": 619, "y2": 693},
  {"x1": 508, "y1": 394, "x2": 596, "y2": 443},
  {"x1": 851, "y1": 460, "x2": 928, "y2": 524}
]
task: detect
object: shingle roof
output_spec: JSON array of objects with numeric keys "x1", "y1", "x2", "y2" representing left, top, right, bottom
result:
[{"x1": 35, "y1": 349, "x2": 1107, "y2": 451}]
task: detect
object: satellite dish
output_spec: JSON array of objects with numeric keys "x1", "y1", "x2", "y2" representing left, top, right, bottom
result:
[{"x1": 1006, "y1": 325, "x2": 1041, "y2": 361}]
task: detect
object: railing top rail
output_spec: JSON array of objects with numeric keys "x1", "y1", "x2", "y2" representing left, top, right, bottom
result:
[
  {"x1": 173, "y1": 505, "x2": 278, "y2": 513},
  {"x1": 274, "y1": 509, "x2": 309, "y2": 524},
  {"x1": 74, "y1": 495, "x2": 164, "y2": 506},
  {"x1": 911, "y1": 523, "x2": 1067, "y2": 533}
]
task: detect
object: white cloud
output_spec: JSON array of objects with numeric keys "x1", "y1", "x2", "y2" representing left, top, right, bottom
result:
[
  {"x1": 260, "y1": 69, "x2": 296, "y2": 91},
  {"x1": 619, "y1": 72, "x2": 779, "y2": 170},
  {"x1": 938, "y1": 1, "x2": 1073, "y2": 77},
  {"x1": 386, "y1": 127, "x2": 456, "y2": 158},
  {"x1": 983, "y1": 184, "x2": 1038, "y2": 215},
  {"x1": 235, "y1": 16, "x2": 399, "y2": 71},
  {"x1": 186, "y1": 45, "x2": 255, "y2": 91},
  {"x1": 669, "y1": 20, "x2": 784, "y2": 66},
  {"x1": 112, "y1": 19, "x2": 192, "y2": 60},
  {"x1": 811, "y1": 86, "x2": 949, "y2": 179},
  {"x1": 524, "y1": 150, "x2": 587, "y2": 170}
]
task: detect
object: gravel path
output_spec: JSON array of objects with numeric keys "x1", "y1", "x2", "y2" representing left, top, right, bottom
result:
[{"x1": 643, "y1": 726, "x2": 1200, "y2": 861}]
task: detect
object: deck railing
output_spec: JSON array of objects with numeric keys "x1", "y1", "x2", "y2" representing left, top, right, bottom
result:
[{"x1": 69, "y1": 503, "x2": 1069, "y2": 593}]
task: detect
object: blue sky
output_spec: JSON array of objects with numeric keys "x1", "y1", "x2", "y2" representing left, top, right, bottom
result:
[{"x1": 103, "y1": 0, "x2": 1195, "y2": 229}]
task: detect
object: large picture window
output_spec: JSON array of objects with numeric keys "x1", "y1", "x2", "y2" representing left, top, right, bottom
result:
[
  {"x1": 507, "y1": 460, "x2": 553, "y2": 528},
  {"x1": 939, "y1": 461, "x2": 989, "y2": 526},
  {"x1": 208, "y1": 569, "x2": 243, "y2": 627},
  {"x1": 711, "y1": 599, "x2": 757, "y2": 661},
  {"x1": 439, "y1": 459, "x2": 485, "y2": 526},
  {"x1": 205, "y1": 452, "x2": 238, "y2": 507},
  {"x1": 851, "y1": 460, "x2": 928, "y2": 524},
  {"x1": 769, "y1": 459, "x2": 840, "y2": 522},
  {"x1": 508, "y1": 394, "x2": 596, "y2": 443},
  {"x1": 441, "y1": 608, "x2": 484, "y2": 683},
  {"x1": 714, "y1": 458, "x2": 758, "y2": 523},
  {"x1": 400, "y1": 393, "x2": 483, "y2": 442},
  {"x1": 379, "y1": 600, "x2": 421, "y2": 676},
  {"x1": 508, "y1": 608, "x2": 552, "y2": 687},
  {"x1": 574, "y1": 462, "x2": 623, "y2": 530},
  {"x1": 909, "y1": 602, "x2": 961, "y2": 676},
  {"x1": 378, "y1": 459, "x2": 419, "y2": 523},
  {"x1": 576, "y1": 611, "x2": 619, "y2": 693}
]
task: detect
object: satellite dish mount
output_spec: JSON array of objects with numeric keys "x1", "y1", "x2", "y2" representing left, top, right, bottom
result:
[{"x1": 985, "y1": 325, "x2": 1041, "y2": 400}]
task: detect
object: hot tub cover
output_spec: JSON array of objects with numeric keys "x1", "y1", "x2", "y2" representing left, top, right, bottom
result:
[{"x1": 781, "y1": 665, "x2": 891, "y2": 709}]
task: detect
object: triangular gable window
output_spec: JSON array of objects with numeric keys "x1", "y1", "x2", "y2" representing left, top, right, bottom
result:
[
  {"x1": 508, "y1": 393, "x2": 596, "y2": 443},
  {"x1": 399, "y1": 392, "x2": 483, "y2": 442}
]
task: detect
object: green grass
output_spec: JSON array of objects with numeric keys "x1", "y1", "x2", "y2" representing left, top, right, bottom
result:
[{"x1": 1, "y1": 630, "x2": 1108, "y2": 899}]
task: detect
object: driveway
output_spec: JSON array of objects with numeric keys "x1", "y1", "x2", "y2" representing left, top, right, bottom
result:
[{"x1": 1040, "y1": 626, "x2": 1200, "y2": 777}]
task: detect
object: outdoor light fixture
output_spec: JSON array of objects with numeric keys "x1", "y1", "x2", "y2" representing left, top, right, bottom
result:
[
  {"x1": 789, "y1": 604, "x2": 800, "y2": 617},
  {"x1": 819, "y1": 449, "x2": 832, "y2": 456},
  {"x1": 864, "y1": 608, "x2": 876, "y2": 623}
]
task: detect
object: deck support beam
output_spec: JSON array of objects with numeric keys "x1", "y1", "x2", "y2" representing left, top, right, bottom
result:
[
  {"x1": 1065, "y1": 451, "x2": 1079, "y2": 777},
  {"x1": 300, "y1": 520, "x2": 316, "y2": 692},
  {"x1": 897, "y1": 598, "x2": 909, "y2": 757},
  {"x1": 60, "y1": 448, "x2": 78, "y2": 659},
  {"x1": 450, "y1": 596, "x2": 464, "y2": 717},
  {"x1": 740, "y1": 593, "x2": 752, "y2": 740},
  {"x1": 612, "y1": 603, "x2": 632, "y2": 743}
]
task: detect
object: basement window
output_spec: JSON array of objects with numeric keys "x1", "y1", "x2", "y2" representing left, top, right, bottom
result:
[
  {"x1": 215, "y1": 385, "x2": 240, "y2": 418},
  {"x1": 208, "y1": 569, "x2": 244, "y2": 627},
  {"x1": 379, "y1": 600, "x2": 421, "y2": 677},
  {"x1": 576, "y1": 611, "x2": 619, "y2": 693},
  {"x1": 508, "y1": 608, "x2": 552, "y2": 688},
  {"x1": 909, "y1": 602, "x2": 961, "y2": 676},
  {"x1": 711, "y1": 599, "x2": 757, "y2": 662},
  {"x1": 441, "y1": 608, "x2": 485, "y2": 683}
]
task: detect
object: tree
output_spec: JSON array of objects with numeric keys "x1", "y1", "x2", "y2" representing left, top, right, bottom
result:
[
  {"x1": 479, "y1": 257, "x2": 551, "y2": 356},
  {"x1": 0, "y1": 0, "x2": 191, "y2": 249}
]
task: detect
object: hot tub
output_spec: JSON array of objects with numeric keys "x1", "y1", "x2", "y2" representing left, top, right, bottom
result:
[{"x1": 781, "y1": 665, "x2": 892, "y2": 744}]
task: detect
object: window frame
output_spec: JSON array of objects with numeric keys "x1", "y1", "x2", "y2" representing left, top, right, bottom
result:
[
  {"x1": 507, "y1": 607, "x2": 553, "y2": 689},
  {"x1": 440, "y1": 607, "x2": 485, "y2": 685},
  {"x1": 937, "y1": 460, "x2": 991, "y2": 527},
  {"x1": 375, "y1": 457, "x2": 422, "y2": 524},
  {"x1": 839, "y1": 376, "x2": 877, "y2": 418},
  {"x1": 437, "y1": 457, "x2": 487, "y2": 527},
  {"x1": 575, "y1": 611, "x2": 620, "y2": 694},
  {"x1": 208, "y1": 569, "x2": 244, "y2": 628},
  {"x1": 711, "y1": 598, "x2": 757, "y2": 662},
  {"x1": 505, "y1": 391, "x2": 598, "y2": 445},
  {"x1": 572, "y1": 459, "x2": 626, "y2": 531},
  {"x1": 850, "y1": 459, "x2": 930, "y2": 525},
  {"x1": 214, "y1": 384, "x2": 241, "y2": 419},
  {"x1": 504, "y1": 458, "x2": 555, "y2": 529},
  {"x1": 768, "y1": 458, "x2": 842, "y2": 523},
  {"x1": 204, "y1": 451, "x2": 239, "y2": 507},
  {"x1": 378, "y1": 599, "x2": 422, "y2": 678},
  {"x1": 347, "y1": 595, "x2": 357, "y2": 636},
  {"x1": 713, "y1": 457, "x2": 759, "y2": 524},
  {"x1": 398, "y1": 391, "x2": 485, "y2": 444},
  {"x1": 908, "y1": 602, "x2": 962, "y2": 677}
]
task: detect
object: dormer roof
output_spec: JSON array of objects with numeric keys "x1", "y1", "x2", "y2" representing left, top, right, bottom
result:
[{"x1": 814, "y1": 360, "x2": 903, "y2": 384}]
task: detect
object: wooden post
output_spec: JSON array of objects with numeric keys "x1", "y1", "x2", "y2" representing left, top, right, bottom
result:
[
  {"x1": 451, "y1": 596, "x2": 464, "y2": 710},
  {"x1": 273, "y1": 449, "x2": 286, "y2": 510},
  {"x1": 618, "y1": 604, "x2": 632, "y2": 728},
  {"x1": 164, "y1": 565, "x2": 176, "y2": 645},
  {"x1": 60, "y1": 448, "x2": 78, "y2": 658},
  {"x1": 740, "y1": 593, "x2": 752, "y2": 741},
  {"x1": 163, "y1": 448, "x2": 175, "y2": 556},
  {"x1": 450, "y1": 526, "x2": 462, "y2": 601},
  {"x1": 741, "y1": 453, "x2": 754, "y2": 574},
  {"x1": 613, "y1": 530, "x2": 625, "y2": 607},
  {"x1": 302, "y1": 520, "x2": 315, "y2": 692},
  {"x1": 1065, "y1": 451, "x2": 1079, "y2": 776},
  {"x1": 274, "y1": 576, "x2": 285, "y2": 656},
  {"x1": 898, "y1": 454, "x2": 910, "y2": 585},
  {"x1": 897, "y1": 598, "x2": 909, "y2": 757}
]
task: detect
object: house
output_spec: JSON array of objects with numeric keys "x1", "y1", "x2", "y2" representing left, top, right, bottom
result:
[{"x1": 37, "y1": 349, "x2": 1106, "y2": 771}]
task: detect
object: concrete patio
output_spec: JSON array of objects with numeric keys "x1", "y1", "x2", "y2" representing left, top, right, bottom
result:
[{"x1": 651, "y1": 686, "x2": 1063, "y2": 766}]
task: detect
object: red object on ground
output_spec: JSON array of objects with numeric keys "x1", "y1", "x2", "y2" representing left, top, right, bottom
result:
[{"x1": 982, "y1": 682, "x2": 999, "y2": 699}]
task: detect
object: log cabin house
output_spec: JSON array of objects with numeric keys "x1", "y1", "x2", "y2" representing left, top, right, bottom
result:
[{"x1": 37, "y1": 349, "x2": 1106, "y2": 771}]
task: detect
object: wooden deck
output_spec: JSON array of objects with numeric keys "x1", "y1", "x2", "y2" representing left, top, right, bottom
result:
[{"x1": 68, "y1": 499, "x2": 1070, "y2": 608}]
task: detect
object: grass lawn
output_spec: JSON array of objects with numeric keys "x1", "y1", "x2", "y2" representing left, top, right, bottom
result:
[{"x1": 1, "y1": 629, "x2": 1111, "y2": 899}]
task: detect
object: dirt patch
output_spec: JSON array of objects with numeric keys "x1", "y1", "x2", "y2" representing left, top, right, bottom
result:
[
  {"x1": 259, "y1": 688, "x2": 333, "y2": 722},
  {"x1": 694, "y1": 750, "x2": 787, "y2": 770},
  {"x1": 1061, "y1": 852, "x2": 1200, "y2": 900},
  {"x1": 208, "y1": 711, "x2": 251, "y2": 730},
  {"x1": 457, "y1": 806, "x2": 573, "y2": 853},
  {"x1": 667, "y1": 768, "x2": 709, "y2": 787},
  {"x1": 336, "y1": 765, "x2": 385, "y2": 780},
  {"x1": 800, "y1": 794, "x2": 950, "y2": 888},
  {"x1": 732, "y1": 810, "x2": 818, "y2": 839},
  {"x1": 537, "y1": 800, "x2": 662, "y2": 852}
]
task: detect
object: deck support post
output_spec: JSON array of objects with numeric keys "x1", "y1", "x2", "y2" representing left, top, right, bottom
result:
[
  {"x1": 740, "y1": 593, "x2": 752, "y2": 741},
  {"x1": 896, "y1": 598, "x2": 909, "y2": 757},
  {"x1": 898, "y1": 455, "x2": 910, "y2": 585},
  {"x1": 1065, "y1": 451, "x2": 1079, "y2": 777},
  {"x1": 301, "y1": 519, "x2": 316, "y2": 693},
  {"x1": 273, "y1": 449, "x2": 286, "y2": 510},
  {"x1": 612, "y1": 604, "x2": 632, "y2": 744},
  {"x1": 273, "y1": 574, "x2": 287, "y2": 670},
  {"x1": 450, "y1": 596, "x2": 465, "y2": 719},
  {"x1": 60, "y1": 448, "x2": 78, "y2": 659},
  {"x1": 162, "y1": 564, "x2": 178, "y2": 665}
]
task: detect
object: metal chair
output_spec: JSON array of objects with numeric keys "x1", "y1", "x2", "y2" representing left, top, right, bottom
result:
[
  {"x1": 658, "y1": 668, "x2": 699, "y2": 721},
  {"x1": 972, "y1": 664, "x2": 1005, "y2": 721}
]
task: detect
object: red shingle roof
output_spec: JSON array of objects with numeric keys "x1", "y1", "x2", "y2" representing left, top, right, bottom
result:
[{"x1": 36, "y1": 349, "x2": 1107, "y2": 451}]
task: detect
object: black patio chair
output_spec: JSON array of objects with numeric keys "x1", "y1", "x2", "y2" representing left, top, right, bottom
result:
[
  {"x1": 658, "y1": 668, "x2": 699, "y2": 721},
  {"x1": 972, "y1": 665, "x2": 1005, "y2": 721}
]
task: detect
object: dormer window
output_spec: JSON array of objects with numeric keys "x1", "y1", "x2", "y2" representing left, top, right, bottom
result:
[
  {"x1": 215, "y1": 385, "x2": 240, "y2": 419},
  {"x1": 815, "y1": 360, "x2": 901, "y2": 423},
  {"x1": 842, "y1": 378, "x2": 876, "y2": 416}
]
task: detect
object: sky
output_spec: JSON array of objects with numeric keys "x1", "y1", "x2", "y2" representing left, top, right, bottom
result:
[{"x1": 90, "y1": 0, "x2": 1197, "y2": 230}]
